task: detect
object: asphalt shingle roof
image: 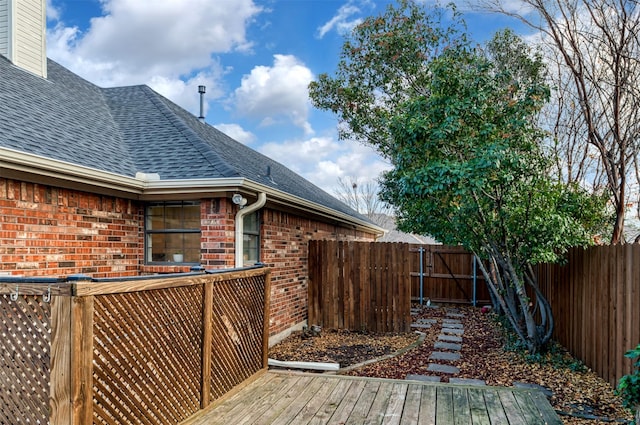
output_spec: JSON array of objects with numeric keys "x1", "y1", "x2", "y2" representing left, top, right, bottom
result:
[{"x1": 0, "y1": 57, "x2": 373, "y2": 225}]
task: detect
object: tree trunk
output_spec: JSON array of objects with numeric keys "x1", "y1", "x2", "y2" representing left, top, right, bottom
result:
[{"x1": 611, "y1": 204, "x2": 625, "y2": 244}]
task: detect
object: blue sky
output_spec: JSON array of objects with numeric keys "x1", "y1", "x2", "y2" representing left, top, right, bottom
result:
[{"x1": 45, "y1": 0, "x2": 529, "y2": 195}]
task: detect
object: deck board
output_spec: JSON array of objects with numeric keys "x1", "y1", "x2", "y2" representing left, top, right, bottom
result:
[{"x1": 182, "y1": 371, "x2": 562, "y2": 425}]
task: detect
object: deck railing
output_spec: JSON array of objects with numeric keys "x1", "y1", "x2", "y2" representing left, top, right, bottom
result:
[{"x1": 0, "y1": 267, "x2": 271, "y2": 425}]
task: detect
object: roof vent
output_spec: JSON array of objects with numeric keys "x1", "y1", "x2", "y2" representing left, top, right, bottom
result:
[
  {"x1": 198, "y1": 85, "x2": 206, "y2": 122},
  {"x1": 266, "y1": 165, "x2": 277, "y2": 185}
]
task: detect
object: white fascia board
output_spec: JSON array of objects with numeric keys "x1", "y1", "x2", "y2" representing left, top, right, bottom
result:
[{"x1": 0, "y1": 147, "x2": 143, "y2": 193}]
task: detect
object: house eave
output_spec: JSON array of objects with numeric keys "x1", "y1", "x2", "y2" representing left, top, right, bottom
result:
[
  {"x1": 0, "y1": 147, "x2": 143, "y2": 195},
  {"x1": 0, "y1": 147, "x2": 384, "y2": 236},
  {"x1": 144, "y1": 178, "x2": 385, "y2": 236}
]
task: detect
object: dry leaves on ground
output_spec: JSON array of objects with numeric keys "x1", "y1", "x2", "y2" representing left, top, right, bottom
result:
[
  {"x1": 268, "y1": 305, "x2": 634, "y2": 424},
  {"x1": 269, "y1": 328, "x2": 419, "y2": 367}
]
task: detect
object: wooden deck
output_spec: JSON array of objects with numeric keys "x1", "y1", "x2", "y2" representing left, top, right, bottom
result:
[{"x1": 183, "y1": 371, "x2": 562, "y2": 425}]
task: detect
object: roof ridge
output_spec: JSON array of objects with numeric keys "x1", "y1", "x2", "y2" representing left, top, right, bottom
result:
[{"x1": 138, "y1": 86, "x2": 240, "y2": 178}]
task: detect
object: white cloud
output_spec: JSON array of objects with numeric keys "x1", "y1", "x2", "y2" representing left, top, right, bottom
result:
[
  {"x1": 47, "y1": 0, "x2": 261, "y2": 88},
  {"x1": 233, "y1": 54, "x2": 314, "y2": 135},
  {"x1": 213, "y1": 123, "x2": 257, "y2": 145},
  {"x1": 258, "y1": 136, "x2": 391, "y2": 194},
  {"x1": 316, "y1": 1, "x2": 368, "y2": 38},
  {"x1": 46, "y1": 0, "x2": 61, "y2": 21}
]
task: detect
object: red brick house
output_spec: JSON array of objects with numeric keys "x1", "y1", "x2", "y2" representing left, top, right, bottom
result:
[{"x1": 0, "y1": 0, "x2": 382, "y2": 342}]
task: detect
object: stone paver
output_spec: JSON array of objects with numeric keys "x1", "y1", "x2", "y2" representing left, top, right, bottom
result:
[
  {"x1": 416, "y1": 318, "x2": 437, "y2": 324},
  {"x1": 438, "y1": 335, "x2": 463, "y2": 343},
  {"x1": 434, "y1": 341, "x2": 462, "y2": 351},
  {"x1": 442, "y1": 323, "x2": 464, "y2": 329},
  {"x1": 442, "y1": 318, "x2": 462, "y2": 324},
  {"x1": 405, "y1": 374, "x2": 442, "y2": 383},
  {"x1": 446, "y1": 313, "x2": 464, "y2": 318},
  {"x1": 410, "y1": 323, "x2": 432, "y2": 329},
  {"x1": 428, "y1": 363, "x2": 460, "y2": 374},
  {"x1": 449, "y1": 378, "x2": 486, "y2": 386},
  {"x1": 429, "y1": 351, "x2": 461, "y2": 361},
  {"x1": 442, "y1": 328, "x2": 464, "y2": 336}
]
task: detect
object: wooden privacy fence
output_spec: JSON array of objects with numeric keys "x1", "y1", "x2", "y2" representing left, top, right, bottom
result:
[
  {"x1": 0, "y1": 267, "x2": 271, "y2": 425},
  {"x1": 536, "y1": 244, "x2": 640, "y2": 387},
  {"x1": 308, "y1": 240, "x2": 412, "y2": 333},
  {"x1": 308, "y1": 241, "x2": 490, "y2": 333}
]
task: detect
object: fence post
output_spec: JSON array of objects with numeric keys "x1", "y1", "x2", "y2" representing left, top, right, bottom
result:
[
  {"x1": 49, "y1": 296, "x2": 72, "y2": 425},
  {"x1": 201, "y1": 282, "x2": 214, "y2": 408},
  {"x1": 71, "y1": 295, "x2": 94, "y2": 424},
  {"x1": 262, "y1": 270, "x2": 272, "y2": 369}
]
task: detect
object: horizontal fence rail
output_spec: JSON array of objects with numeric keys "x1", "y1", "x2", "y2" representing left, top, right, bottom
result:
[
  {"x1": 0, "y1": 267, "x2": 271, "y2": 425},
  {"x1": 536, "y1": 245, "x2": 640, "y2": 387}
]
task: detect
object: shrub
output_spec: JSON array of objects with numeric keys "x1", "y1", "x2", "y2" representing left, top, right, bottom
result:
[{"x1": 617, "y1": 344, "x2": 640, "y2": 424}]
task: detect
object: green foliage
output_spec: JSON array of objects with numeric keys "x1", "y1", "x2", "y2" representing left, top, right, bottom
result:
[
  {"x1": 379, "y1": 41, "x2": 600, "y2": 266},
  {"x1": 309, "y1": 0, "x2": 467, "y2": 157},
  {"x1": 617, "y1": 344, "x2": 640, "y2": 417}
]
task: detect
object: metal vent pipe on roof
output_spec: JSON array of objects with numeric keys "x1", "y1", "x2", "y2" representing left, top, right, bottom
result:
[{"x1": 198, "y1": 85, "x2": 206, "y2": 122}]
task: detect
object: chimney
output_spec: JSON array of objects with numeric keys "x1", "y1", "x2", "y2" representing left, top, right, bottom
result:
[
  {"x1": 0, "y1": 0, "x2": 47, "y2": 78},
  {"x1": 198, "y1": 85, "x2": 206, "y2": 122}
]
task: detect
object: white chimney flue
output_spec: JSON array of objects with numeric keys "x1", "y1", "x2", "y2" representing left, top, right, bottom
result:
[{"x1": 0, "y1": 0, "x2": 47, "y2": 78}]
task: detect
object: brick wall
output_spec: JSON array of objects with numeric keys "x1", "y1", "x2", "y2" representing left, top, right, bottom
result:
[
  {"x1": 0, "y1": 178, "x2": 145, "y2": 277},
  {"x1": 0, "y1": 177, "x2": 377, "y2": 336},
  {"x1": 200, "y1": 198, "x2": 236, "y2": 267}
]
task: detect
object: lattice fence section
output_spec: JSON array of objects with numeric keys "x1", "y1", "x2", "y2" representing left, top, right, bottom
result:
[
  {"x1": 92, "y1": 285, "x2": 204, "y2": 425},
  {"x1": 0, "y1": 294, "x2": 51, "y2": 425},
  {"x1": 209, "y1": 273, "x2": 267, "y2": 400}
]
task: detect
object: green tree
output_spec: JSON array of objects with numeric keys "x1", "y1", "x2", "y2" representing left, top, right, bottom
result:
[
  {"x1": 380, "y1": 33, "x2": 609, "y2": 353},
  {"x1": 309, "y1": 0, "x2": 610, "y2": 352},
  {"x1": 309, "y1": 0, "x2": 466, "y2": 158}
]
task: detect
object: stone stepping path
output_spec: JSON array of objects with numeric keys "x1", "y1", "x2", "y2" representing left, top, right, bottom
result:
[
  {"x1": 406, "y1": 307, "x2": 466, "y2": 381},
  {"x1": 430, "y1": 351, "x2": 460, "y2": 361},
  {"x1": 434, "y1": 341, "x2": 462, "y2": 351},
  {"x1": 410, "y1": 323, "x2": 432, "y2": 329},
  {"x1": 428, "y1": 363, "x2": 460, "y2": 374},
  {"x1": 439, "y1": 335, "x2": 462, "y2": 343},
  {"x1": 442, "y1": 323, "x2": 464, "y2": 329}
]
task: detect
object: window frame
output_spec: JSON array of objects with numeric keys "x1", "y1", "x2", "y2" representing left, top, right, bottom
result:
[
  {"x1": 144, "y1": 201, "x2": 201, "y2": 265},
  {"x1": 243, "y1": 211, "x2": 260, "y2": 265}
]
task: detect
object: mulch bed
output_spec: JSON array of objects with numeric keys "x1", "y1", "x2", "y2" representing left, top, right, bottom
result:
[{"x1": 268, "y1": 305, "x2": 634, "y2": 424}]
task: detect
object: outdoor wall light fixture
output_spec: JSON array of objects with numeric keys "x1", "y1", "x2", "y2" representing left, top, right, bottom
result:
[{"x1": 232, "y1": 193, "x2": 248, "y2": 208}]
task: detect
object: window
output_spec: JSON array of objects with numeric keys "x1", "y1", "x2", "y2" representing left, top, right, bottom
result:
[
  {"x1": 243, "y1": 212, "x2": 260, "y2": 265},
  {"x1": 146, "y1": 201, "x2": 201, "y2": 263}
]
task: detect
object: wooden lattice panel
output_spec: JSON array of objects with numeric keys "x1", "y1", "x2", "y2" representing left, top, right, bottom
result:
[
  {"x1": 209, "y1": 274, "x2": 266, "y2": 400},
  {"x1": 92, "y1": 285, "x2": 204, "y2": 425},
  {"x1": 0, "y1": 294, "x2": 51, "y2": 425}
]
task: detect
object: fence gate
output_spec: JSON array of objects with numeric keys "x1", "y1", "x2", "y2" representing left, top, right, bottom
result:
[{"x1": 410, "y1": 245, "x2": 490, "y2": 305}]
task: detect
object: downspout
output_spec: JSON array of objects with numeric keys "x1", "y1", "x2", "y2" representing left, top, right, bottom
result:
[{"x1": 235, "y1": 192, "x2": 267, "y2": 268}]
